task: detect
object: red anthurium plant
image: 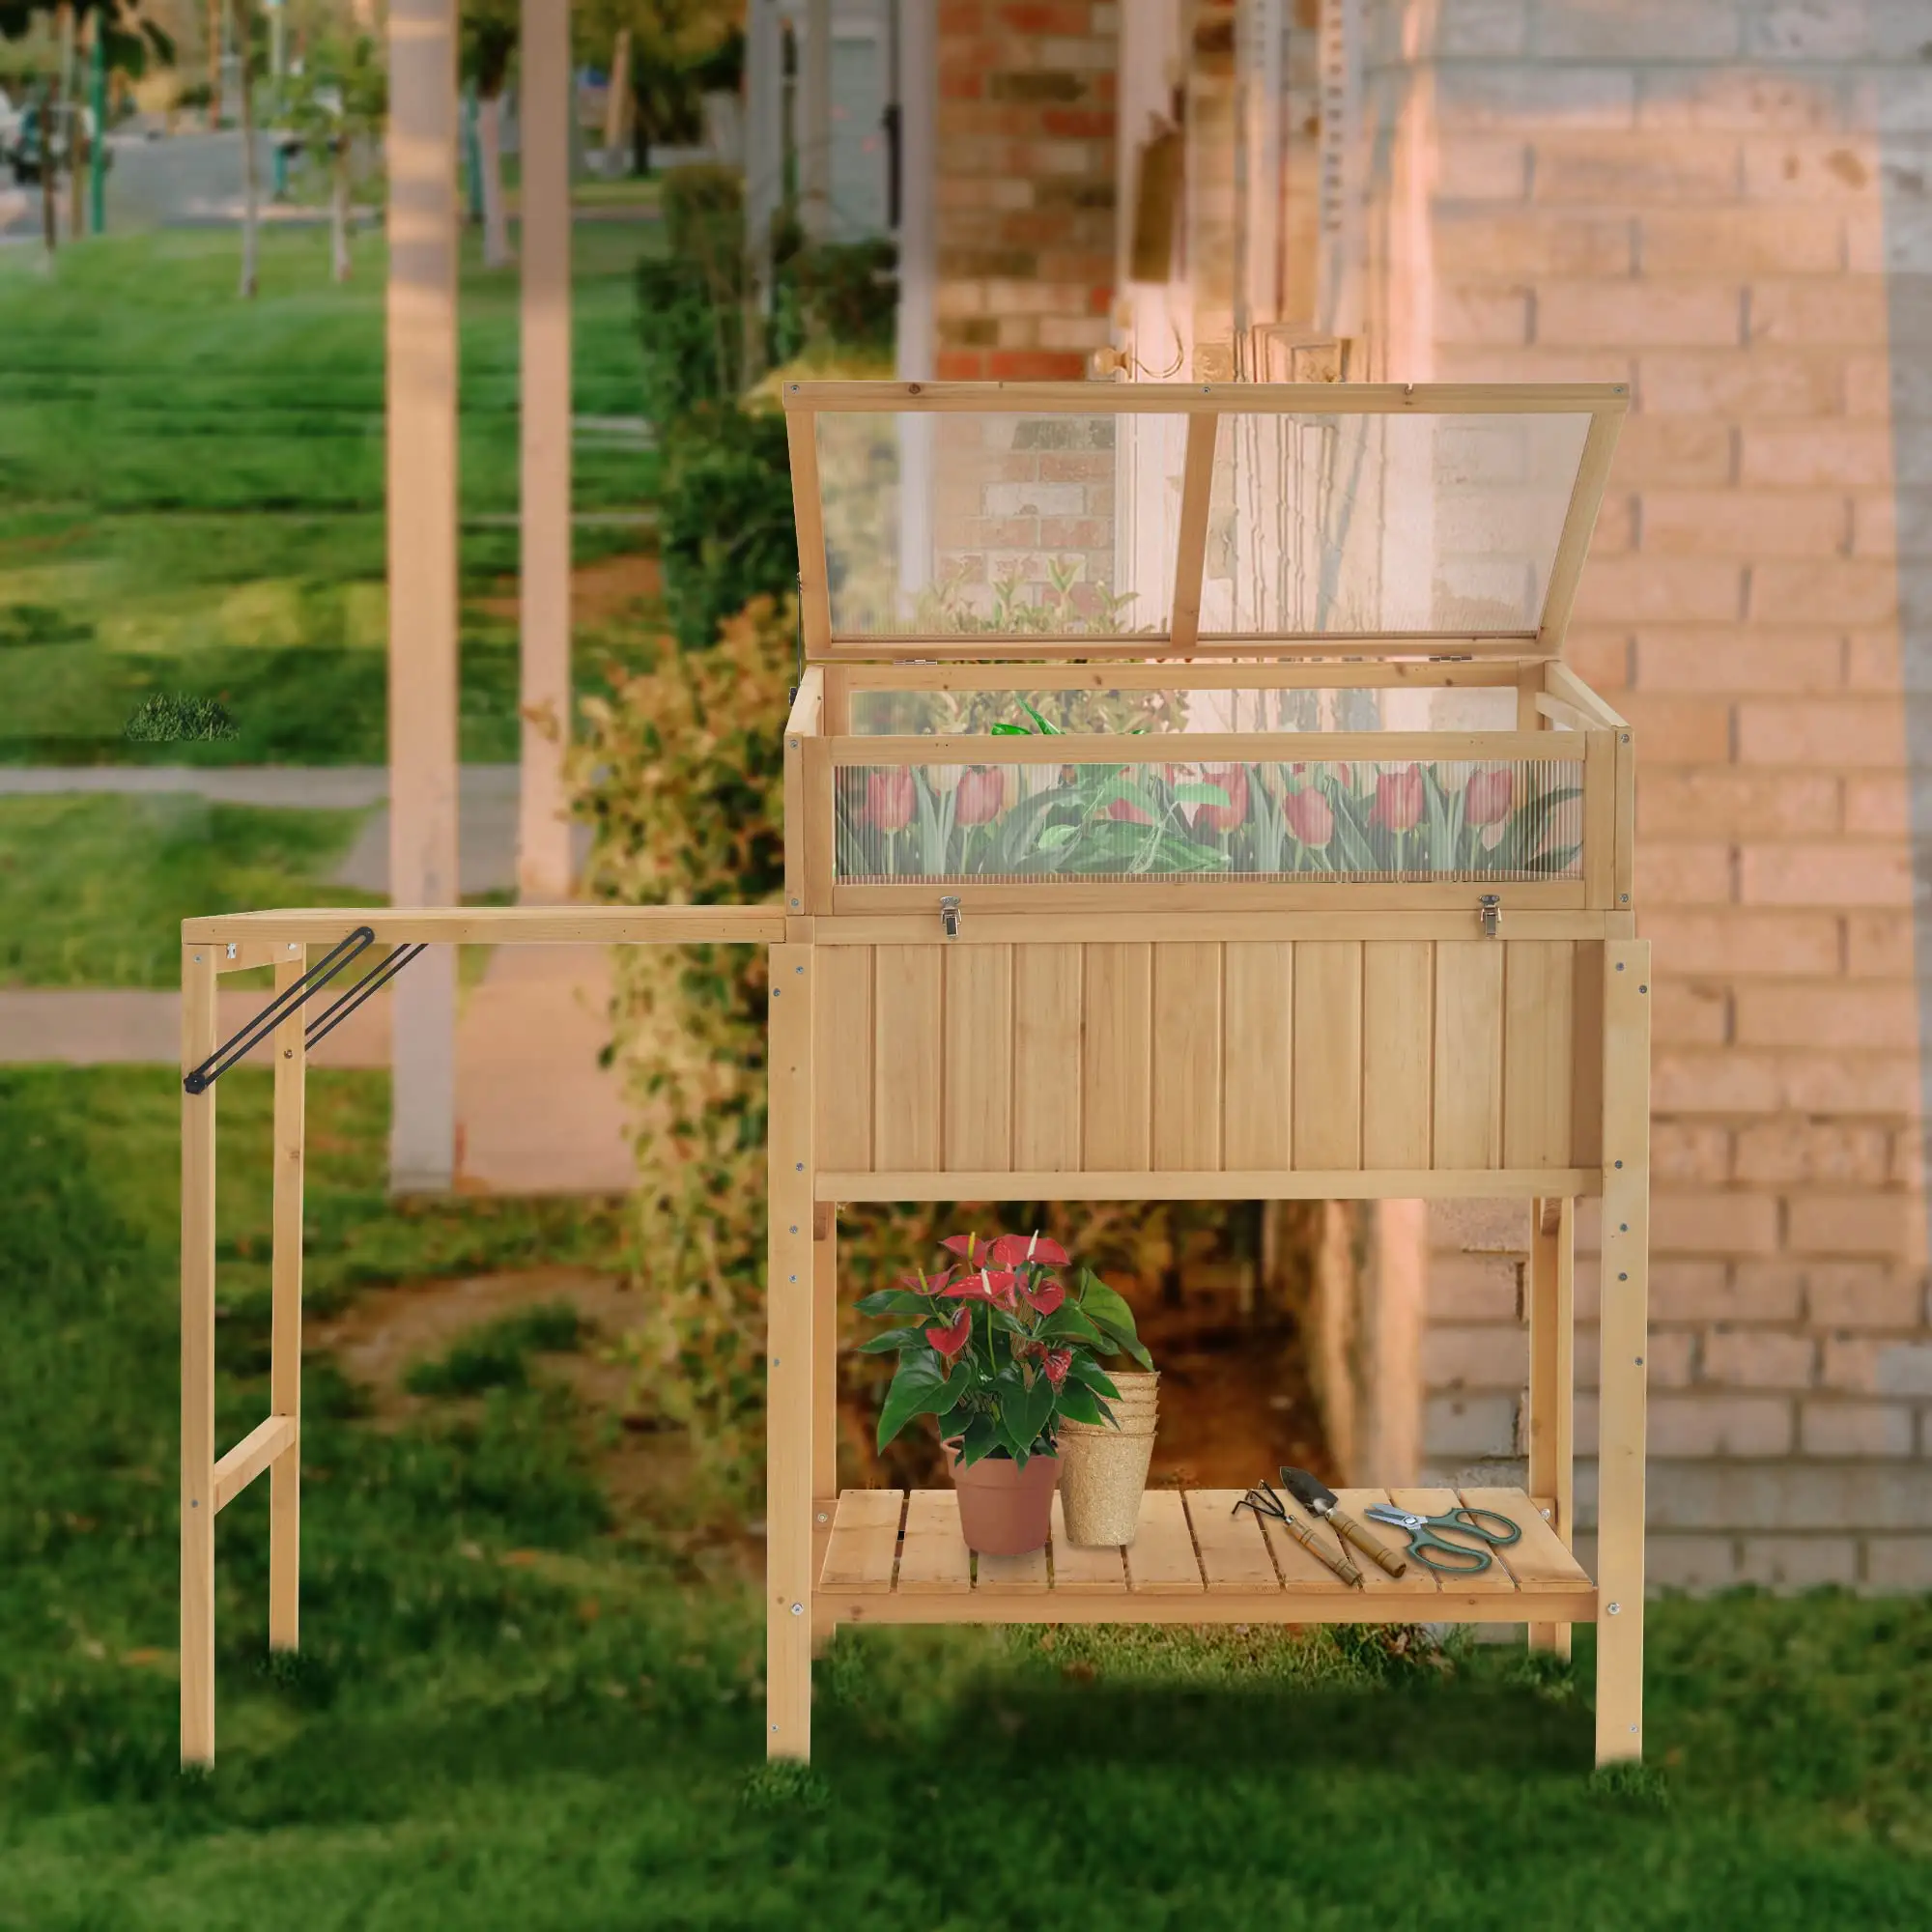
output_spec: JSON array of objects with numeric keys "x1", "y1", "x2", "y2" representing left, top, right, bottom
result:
[{"x1": 858, "y1": 1230, "x2": 1152, "y2": 1469}]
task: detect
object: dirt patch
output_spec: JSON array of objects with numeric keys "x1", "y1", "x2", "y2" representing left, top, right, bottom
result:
[
  {"x1": 470, "y1": 551, "x2": 664, "y2": 628},
  {"x1": 310, "y1": 1264, "x2": 694, "y2": 1528}
]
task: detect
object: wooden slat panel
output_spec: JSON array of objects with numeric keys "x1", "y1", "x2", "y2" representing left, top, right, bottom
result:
[
  {"x1": 1504, "y1": 941, "x2": 1576, "y2": 1168},
  {"x1": 1151, "y1": 943, "x2": 1223, "y2": 1170},
  {"x1": 1361, "y1": 942, "x2": 1434, "y2": 1168},
  {"x1": 897, "y1": 1490, "x2": 973, "y2": 1592},
  {"x1": 820, "y1": 1490, "x2": 904, "y2": 1593},
  {"x1": 1123, "y1": 1489, "x2": 1206, "y2": 1594},
  {"x1": 1571, "y1": 941, "x2": 1605, "y2": 1167},
  {"x1": 943, "y1": 944, "x2": 1013, "y2": 1170},
  {"x1": 1049, "y1": 1493, "x2": 1128, "y2": 1592},
  {"x1": 1013, "y1": 944, "x2": 1083, "y2": 1169},
  {"x1": 1081, "y1": 944, "x2": 1152, "y2": 1170},
  {"x1": 1222, "y1": 942, "x2": 1293, "y2": 1168},
  {"x1": 976, "y1": 1542, "x2": 1050, "y2": 1593},
  {"x1": 873, "y1": 946, "x2": 942, "y2": 1170},
  {"x1": 1459, "y1": 1489, "x2": 1591, "y2": 1592},
  {"x1": 1293, "y1": 942, "x2": 1363, "y2": 1169},
  {"x1": 815, "y1": 945, "x2": 873, "y2": 1171},
  {"x1": 1186, "y1": 1491, "x2": 1283, "y2": 1591},
  {"x1": 1386, "y1": 1487, "x2": 1517, "y2": 1594},
  {"x1": 1433, "y1": 943, "x2": 1504, "y2": 1169}
]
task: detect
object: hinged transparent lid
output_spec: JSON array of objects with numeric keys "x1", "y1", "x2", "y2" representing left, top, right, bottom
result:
[{"x1": 782, "y1": 382, "x2": 1624, "y2": 662}]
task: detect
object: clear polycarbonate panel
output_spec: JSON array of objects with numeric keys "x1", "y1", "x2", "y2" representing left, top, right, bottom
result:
[
  {"x1": 813, "y1": 410, "x2": 1189, "y2": 638},
  {"x1": 1204, "y1": 411, "x2": 1594, "y2": 635},
  {"x1": 844, "y1": 684, "x2": 1520, "y2": 735},
  {"x1": 835, "y1": 757, "x2": 1583, "y2": 885}
]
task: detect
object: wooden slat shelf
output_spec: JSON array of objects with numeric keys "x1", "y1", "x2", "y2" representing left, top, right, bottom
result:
[{"x1": 816, "y1": 1485, "x2": 1595, "y2": 1627}]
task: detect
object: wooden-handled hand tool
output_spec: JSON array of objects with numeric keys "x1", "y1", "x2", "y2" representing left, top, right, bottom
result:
[
  {"x1": 1279, "y1": 1466, "x2": 1408, "y2": 1578},
  {"x1": 1234, "y1": 1484, "x2": 1362, "y2": 1587}
]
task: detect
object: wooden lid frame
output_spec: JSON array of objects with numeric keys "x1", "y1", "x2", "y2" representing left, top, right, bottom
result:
[{"x1": 781, "y1": 381, "x2": 1626, "y2": 665}]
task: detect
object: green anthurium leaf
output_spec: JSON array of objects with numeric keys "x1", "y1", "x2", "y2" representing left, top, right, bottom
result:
[
  {"x1": 855, "y1": 1288, "x2": 943, "y2": 1319},
  {"x1": 1053, "y1": 1382, "x2": 1108, "y2": 1427},
  {"x1": 953, "y1": 1412, "x2": 1000, "y2": 1467},
  {"x1": 857, "y1": 1324, "x2": 932, "y2": 1355},
  {"x1": 994, "y1": 1408, "x2": 1036, "y2": 1464},
  {"x1": 876, "y1": 1352, "x2": 960, "y2": 1450},
  {"x1": 1014, "y1": 1370, "x2": 1056, "y2": 1448},
  {"x1": 1066, "y1": 1355, "x2": 1120, "y2": 1401},
  {"x1": 1037, "y1": 1306, "x2": 1108, "y2": 1348}
]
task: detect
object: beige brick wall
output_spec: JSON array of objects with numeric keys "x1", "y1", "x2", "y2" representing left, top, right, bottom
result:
[
  {"x1": 932, "y1": 1, "x2": 1119, "y2": 380},
  {"x1": 1371, "y1": 0, "x2": 1932, "y2": 1590}
]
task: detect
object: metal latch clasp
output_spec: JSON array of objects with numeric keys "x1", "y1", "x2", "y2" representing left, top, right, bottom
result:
[
  {"x1": 1479, "y1": 894, "x2": 1501, "y2": 938},
  {"x1": 939, "y1": 895, "x2": 962, "y2": 940}
]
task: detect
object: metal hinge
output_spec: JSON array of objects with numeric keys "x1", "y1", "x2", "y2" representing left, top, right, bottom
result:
[
  {"x1": 1479, "y1": 894, "x2": 1501, "y2": 938},
  {"x1": 939, "y1": 895, "x2": 962, "y2": 940}
]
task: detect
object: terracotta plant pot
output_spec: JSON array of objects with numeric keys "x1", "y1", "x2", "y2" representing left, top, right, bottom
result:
[{"x1": 944, "y1": 1439, "x2": 1061, "y2": 1555}]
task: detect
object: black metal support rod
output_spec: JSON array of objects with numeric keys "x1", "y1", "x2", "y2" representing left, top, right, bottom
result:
[
  {"x1": 183, "y1": 926, "x2": 377, "y2": 1095},
  {"x1": 303, "y1": 942, "x2": 427, "y2": 1055}
]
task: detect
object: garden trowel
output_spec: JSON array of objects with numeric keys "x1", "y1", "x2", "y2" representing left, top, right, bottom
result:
[{"x1": 1278, "y1": 1467, "x2": 1408, "y2": 1578}]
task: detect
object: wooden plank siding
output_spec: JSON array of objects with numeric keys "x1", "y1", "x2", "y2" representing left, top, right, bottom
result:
[{"x1": 813, "y1": 938, "x2": 1598, "y2": 1186}]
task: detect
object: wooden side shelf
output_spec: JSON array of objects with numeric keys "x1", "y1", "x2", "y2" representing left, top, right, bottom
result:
[{"x1": 816, "y1": 1485, "x2": 1595, "y2": 1627}]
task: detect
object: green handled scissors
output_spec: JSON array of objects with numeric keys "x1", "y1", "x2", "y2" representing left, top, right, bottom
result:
[{"x1": 1362, "y1": 1502, "x2": 1520, "y2": 1575}]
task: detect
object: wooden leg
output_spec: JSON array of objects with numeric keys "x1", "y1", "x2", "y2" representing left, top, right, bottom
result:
[
  {"x1": 269, "y1": 953, "x2": 306, "y2": 1650},
  {"x1": 766, "y1": 945, "x2": 815, "y2": 1758},
  {"x1": 181, "y1": 945, "x2": 218, "y2": 1767},
  {"x1": 1527, "y1": 1197, "x2": 1576, "y2": 1660},
  {"x1": 1596, "y1": 942, "x2": 1651, "y2": 1764},
  {"x1": 811, "y1": 1203, "x2": 838, "y2": 1656}
]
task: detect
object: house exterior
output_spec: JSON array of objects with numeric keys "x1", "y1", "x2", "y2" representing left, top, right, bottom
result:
[{"x1": 887, "y1": 0, "x2": 1932, "y2": 1594}]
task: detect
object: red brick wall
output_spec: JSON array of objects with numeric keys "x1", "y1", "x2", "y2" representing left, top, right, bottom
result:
[
  {"x1": 1370, "y1": 0, "x2": 1932, "y2": 1590},
  {"x1": 932, "y1": 1, "x2": 1119, "y2": 380}
]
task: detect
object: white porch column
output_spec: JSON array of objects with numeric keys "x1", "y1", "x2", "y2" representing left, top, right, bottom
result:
[
  {"x1": 746, "y1": 0, "x2": 785, "y2": 342},
  {"x1": 386, "y1": 0, "x2": 461, "y2": 1192},
  {"x1": 800, "y1": 0, "x2": 833, "y2": 240},
  {"x1": 518, "y1": 0, "x2": 573, "y2": 903},
  {"x1": 893, "y1": 0, "x2": 935, "y2": 382}
]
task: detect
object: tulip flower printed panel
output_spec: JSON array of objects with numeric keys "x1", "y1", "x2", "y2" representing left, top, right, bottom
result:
[{"x1": 836, "y1": 755, "x2": 1583, "y2": 884}]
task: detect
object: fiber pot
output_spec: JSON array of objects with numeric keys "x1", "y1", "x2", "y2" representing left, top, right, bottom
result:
[
  {"x1": 943, "y1": 1440, "x2": 1061, "y2": 1555},
  {"x1": 1059, "y1": 1418, "x2": 1156, "y2": 1547}
]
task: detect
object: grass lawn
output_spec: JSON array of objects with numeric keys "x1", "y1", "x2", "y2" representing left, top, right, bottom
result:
[
  {"x1": 0, "y1": 222, "x2": 660, "y2": 766},
  {"x1": 0, "y1": 795, "x2": 373, "y2": 986},
  {"x1": 1, "y1": 1068, "x2": 1928, "y2": 1928}
]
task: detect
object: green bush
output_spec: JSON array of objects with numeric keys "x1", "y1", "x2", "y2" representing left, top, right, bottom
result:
[
  {"x1": 121, "y1": 692, "x2": 239, "y2": 743},
  {"x1": 658, "y1": 403, "x2": 797, "y2": 653}
]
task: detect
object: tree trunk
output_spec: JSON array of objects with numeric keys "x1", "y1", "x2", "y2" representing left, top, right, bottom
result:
[
  {"x1": 40, "y1": 78, "x2": 58, "y2": 257},
  {"x1": 604, "y1": 27, "x2": 632, "y2": 175},
  {"x1": 477, "y1": 88, "x2": 513, "y2": 268},
  {"x1": 59, "y1": 4, "x2": 80, "y2": 242},
  {"x1": 236, "y1": 1, "x2": 258, "y2": 297},
  {"x1": 207, "y1": 0, "x2": 224, "y2": 125},
  {"x1": 331, "y1": 140, "x2": 352, "y2": 282}
]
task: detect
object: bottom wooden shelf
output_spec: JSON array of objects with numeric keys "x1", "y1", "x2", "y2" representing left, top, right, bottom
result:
[{"x1": 815, "y1": 1484, "x2": 1595, "y2": 1626}]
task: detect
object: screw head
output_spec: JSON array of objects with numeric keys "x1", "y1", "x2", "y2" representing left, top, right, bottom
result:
[
  {"x1": 790, "y1": 1603, "x2": 804, "y2": 1617},
  {"x1": 796, "y1": 1163, "x2": 805, "y2": 1173},
  {"x1": 1620, "y1": 894, "x2": 1630, "y2": 903},
  {"x1": 816, "y1": 1512, "x2": 829, "y2": 1524},
  {"x1": 1619, "y1": 1272, "x2": 1628, "y2": 1282},
  {"x1": 1615, "y1": 1160, "x2": 1624, "y2": 1169},
  {"x1": 1635, "y1": 1356, "x2": 1643, "y2": 1365},
  {"x1": 1606, "y1": 1601, "x2": 1621, "y2": 1615}
]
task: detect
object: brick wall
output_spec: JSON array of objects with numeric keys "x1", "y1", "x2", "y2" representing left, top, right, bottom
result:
[
  {"x1": 932, "y1": 1, "x2": 1119, "y2": 379},
  {"x1": 1369, "y1": 0, "x2": 1932, "y2": 1588}
]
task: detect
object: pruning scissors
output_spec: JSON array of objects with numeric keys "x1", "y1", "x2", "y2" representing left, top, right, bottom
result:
[{"x1": 1362, "y1": 1502, "x2": 1521, "y2": 1576}]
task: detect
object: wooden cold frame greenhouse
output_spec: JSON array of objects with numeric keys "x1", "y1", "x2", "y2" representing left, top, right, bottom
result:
[{"x1": 179, "y1": 381, "x2": 1650, "y2": 1773}]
